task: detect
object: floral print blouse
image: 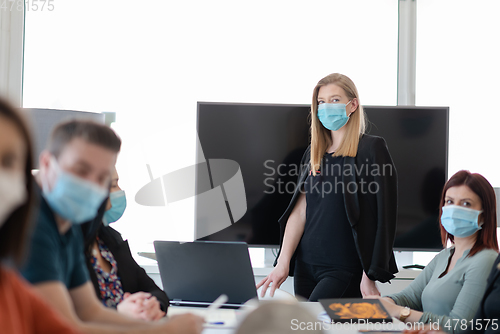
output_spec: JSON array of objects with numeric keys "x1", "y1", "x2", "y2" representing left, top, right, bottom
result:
[{"x1": 90, "y1": 237, "x2": 124, "y2": 308}]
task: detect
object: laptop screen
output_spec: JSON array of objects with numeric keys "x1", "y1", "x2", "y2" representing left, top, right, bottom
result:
[{"x1": 154, "y1": 241, "x2": 258, "y2": 306}]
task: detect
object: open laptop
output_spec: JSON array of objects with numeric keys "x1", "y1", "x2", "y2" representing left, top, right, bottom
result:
[{"x1": 154, "y1": 240, "x2": 258, "y2": 308}]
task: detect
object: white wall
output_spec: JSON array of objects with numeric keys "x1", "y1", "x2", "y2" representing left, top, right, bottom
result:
[
  {"x1": 0, "y1": 5, "x2": 24, "y2": 105},
  {"x1": 5, "y1": 1, "x2": 499, "y2": 263},
  {"x1": 22, "y1": 0, "x2": 398, "y2": 254}
]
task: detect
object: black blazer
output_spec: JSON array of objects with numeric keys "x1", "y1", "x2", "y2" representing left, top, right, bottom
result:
[
  {"x1": 85, "y1": 226, "x2": 170, "y2": 311},
  {"x1": 274, "y1": 134, "x2": 398, "y2": 283}
]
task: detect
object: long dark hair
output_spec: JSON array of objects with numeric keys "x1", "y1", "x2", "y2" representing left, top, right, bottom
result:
[
  {"x1": 81, "y1": 200, "x2": 108, "y2": 257},
  {"x1": 0, "y1": 98, "x2": 37, "y2": 266},
  {"x1": 439, "y1": 170, "x2": 499, "y2": 256}
]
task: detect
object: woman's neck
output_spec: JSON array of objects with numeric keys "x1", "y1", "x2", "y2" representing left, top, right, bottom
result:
[
  {"x1": 453, "y1": 234, "x2": 477, "y2": 257},
  {"x1": 328, "y1": 127, "x2": 347, "y2": 153}
]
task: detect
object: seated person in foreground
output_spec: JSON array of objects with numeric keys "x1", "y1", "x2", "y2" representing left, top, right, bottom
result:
[
  {"x1": 369, "y1": 170, "x2": 498, "y2": 333},
  {"x1": 0, "y1": 97, "x2": 80, "y2": 333},
  {"x1": 21, "y1": 120, "x2": 202, "y2": 334},
  {"x1": 405, "y1": 253, "x2": 500, "y2": 334},
  {"x1": 82, "y1": 167, "x2": 169, "y2": 320}
]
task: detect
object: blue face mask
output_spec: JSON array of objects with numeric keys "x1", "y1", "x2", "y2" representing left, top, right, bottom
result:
[
  {"x1": 42, "y1": 158, "x2": 108, "y2": 225},
  {"x1": 317, "y1": 100, "x2": 353, "y2": 131},
  {"x1": 441, "y1": 205, "x2": 483, "y2": 238},
  {"x1": 103, "y1": 190, "x2": 127, "y2": 226}
]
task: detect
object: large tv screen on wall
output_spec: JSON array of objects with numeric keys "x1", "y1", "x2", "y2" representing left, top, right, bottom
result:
[{"x1": 196, "y1": 102, "x2": 448, "y2": 251}]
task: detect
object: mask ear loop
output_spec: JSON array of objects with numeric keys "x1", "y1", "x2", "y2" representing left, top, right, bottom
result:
[
  {"x1": 41, "y1": 156, "x2": 60, "y2": 194},
  {"x1": 346, "y1": 100, "x2": 355, "y2": 117},
  {"x1": 478, "y1": 210, "x2": 484, "y2": 227}
]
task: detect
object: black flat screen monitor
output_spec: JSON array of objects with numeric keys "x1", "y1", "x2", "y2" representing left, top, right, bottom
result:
[{"x1": 196, "y1": 102, "x2": 448, "y2": 251}]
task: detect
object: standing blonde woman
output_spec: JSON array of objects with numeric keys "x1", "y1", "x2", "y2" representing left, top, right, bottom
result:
[{"x1": 257, "y1": 73, "x2": 398, "y2": 301}]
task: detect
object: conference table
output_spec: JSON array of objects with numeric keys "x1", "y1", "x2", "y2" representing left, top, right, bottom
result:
[{"x1": 168, "y1": 302, "x2": 407, "y2": 334}]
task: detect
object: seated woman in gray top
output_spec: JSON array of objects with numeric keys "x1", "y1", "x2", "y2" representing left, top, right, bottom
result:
[{"x1": 368, "y1": 170, "x2": 498, "y2": 333}]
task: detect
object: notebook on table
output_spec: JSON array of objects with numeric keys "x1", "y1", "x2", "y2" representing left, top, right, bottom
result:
[{"x1": 154, "y1": 240, "x2": 258, "y2": 309}]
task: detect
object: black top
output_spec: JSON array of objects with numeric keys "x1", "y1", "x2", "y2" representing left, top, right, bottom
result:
[
  {"x1": 85, "y1": 226, "x2": 170, "y2": 312},
  {"x1": 298, "y1": 153, "x2": 362, "y2": 271},
  {"x1": 274, "y1": 134, "x2": 398, "y2": 283}
]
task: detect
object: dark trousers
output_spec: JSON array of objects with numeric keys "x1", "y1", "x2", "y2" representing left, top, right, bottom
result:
[{"x1": 294, "y1": 258, "x2": 363, "y2": 302}]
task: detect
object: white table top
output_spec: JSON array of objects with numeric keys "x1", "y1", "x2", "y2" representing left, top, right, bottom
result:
[{"x1": 168, "y1": 302, "x2": 406, "y2": 334}]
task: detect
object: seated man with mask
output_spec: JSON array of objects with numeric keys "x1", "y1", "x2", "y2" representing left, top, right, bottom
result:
[{"x1": 21, "y1": 120, "x2": 202, "y2": 334}]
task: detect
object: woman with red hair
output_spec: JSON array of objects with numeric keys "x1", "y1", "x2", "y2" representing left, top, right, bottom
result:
[{"x1": 370, "y1": 170, "x2": 498, "y2": 333}]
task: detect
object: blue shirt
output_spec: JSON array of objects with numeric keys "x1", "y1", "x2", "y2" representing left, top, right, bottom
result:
[{"x1": 21, "y1": 191, "x2": 89, "y2": 289}]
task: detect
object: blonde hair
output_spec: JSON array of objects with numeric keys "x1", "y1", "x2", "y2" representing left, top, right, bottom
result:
[{"x1": 310, "y1": 73, "x2": 366, "y2": 175}]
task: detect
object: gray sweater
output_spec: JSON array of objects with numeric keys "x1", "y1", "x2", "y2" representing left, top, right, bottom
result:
[{"x1": 387, "y1": 247, "x2": 498, "y2": 333}]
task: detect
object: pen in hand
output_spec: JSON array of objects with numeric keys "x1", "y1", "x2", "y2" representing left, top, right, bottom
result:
[{"x1": 206, "y1": 294, "x2": 228, "y2": 325}]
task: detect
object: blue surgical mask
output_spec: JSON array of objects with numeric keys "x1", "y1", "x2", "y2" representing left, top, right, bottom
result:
[
  {"x1": 317, "y1": 101, "x2": 353, "y2": 131},
  {"x1": 42, "y1": 157, "x2": 108, "y2": 225},
  {"x1": 103, "y1": 190, "x2": 127, "y2": 226},
  {"x1": 441, "y1": 205, "x2": 483, "y2": 238}
]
